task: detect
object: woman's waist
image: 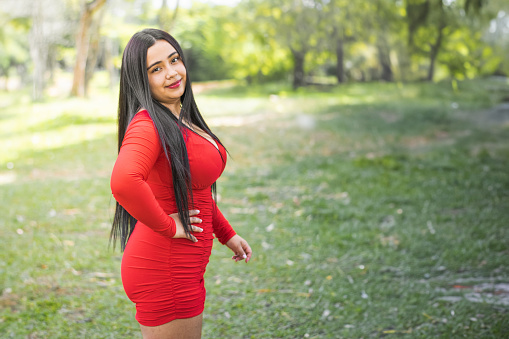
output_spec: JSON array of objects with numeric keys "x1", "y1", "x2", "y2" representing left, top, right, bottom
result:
[
  {"x1": 156, "y1": 192, "x2": 214, "y2": 216},
  {"x1": 150, "y1": 185, "x2": 211, "y2": 201},
  {"x1": 147, "y1": 180, "x2": 216, "y2": 192}
]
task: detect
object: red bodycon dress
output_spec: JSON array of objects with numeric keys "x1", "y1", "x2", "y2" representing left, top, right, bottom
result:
[{"x1": 110, "y1": 110, "x2": 236, "y2": 326}]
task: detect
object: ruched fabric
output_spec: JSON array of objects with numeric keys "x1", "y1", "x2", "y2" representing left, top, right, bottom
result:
[{"x1": 111, "y1": 110, "x2": 236, "y2": 326}]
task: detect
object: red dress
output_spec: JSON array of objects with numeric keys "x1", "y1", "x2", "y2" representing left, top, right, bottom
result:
[{"x1": 110, "y1": 110, "x2": 236, "y2": 326}]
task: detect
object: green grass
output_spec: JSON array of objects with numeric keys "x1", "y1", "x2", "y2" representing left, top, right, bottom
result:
[{"x1": 0, "y1": 77, "x2": 508, "y2": 338}]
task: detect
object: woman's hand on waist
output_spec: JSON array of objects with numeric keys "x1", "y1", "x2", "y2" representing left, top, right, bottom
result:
[{"x1": 169, "y1": 210, "x2": 203, "y2": 242}]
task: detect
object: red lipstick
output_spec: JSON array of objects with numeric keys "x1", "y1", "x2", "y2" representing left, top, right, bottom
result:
[{"x1": 168, "y1": 80, "x2": 181, "y2": 89}]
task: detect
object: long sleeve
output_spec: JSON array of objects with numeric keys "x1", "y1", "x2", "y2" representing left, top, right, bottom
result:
[
  {"x1": 110, "y1": 115, "x2": 176, "y2": 238},
  {"x1": 212, "y1": 201, "x2": 236, "y2": 244}
]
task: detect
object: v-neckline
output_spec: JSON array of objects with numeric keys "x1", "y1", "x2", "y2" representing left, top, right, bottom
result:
[
  {"x1": 136, "y1": 109, "x2": 219, "y2": 150},
  {"x1": 188, "y1": 127, "x2": 219, "y2": 151}
]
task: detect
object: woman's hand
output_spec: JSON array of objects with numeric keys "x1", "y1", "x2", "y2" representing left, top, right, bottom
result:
[
  {"x1": 169, "y1": 209, "x2": 203, "y2": 242},
  {"x1": 225, "y1": 235, "x2": 252, "y2": 263}
]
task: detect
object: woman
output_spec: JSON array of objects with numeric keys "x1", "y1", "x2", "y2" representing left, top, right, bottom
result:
[{"x1": 110, "y1": 28, "x2": 252, "y2": 339}]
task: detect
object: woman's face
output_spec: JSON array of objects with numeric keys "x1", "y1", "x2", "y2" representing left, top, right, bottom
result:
[{"x1": 146, "y1": 39, "x2": 186, "y2": 111}]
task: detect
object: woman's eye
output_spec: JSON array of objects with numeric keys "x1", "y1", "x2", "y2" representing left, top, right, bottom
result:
[
  {"x1": 152, "y1": 67, "x2": 162, "y2": 73},
  {"x1": 171, "y1": 57, "x2": 179, "y2": 64}
]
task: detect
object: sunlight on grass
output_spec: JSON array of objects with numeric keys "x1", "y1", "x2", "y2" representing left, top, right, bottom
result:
[
  {"x1": 0, "y1": 90, "x2": 117, "y2": 165},
  {"x1": 0, "y1": 78, "x2": 508, "y2": 337}
]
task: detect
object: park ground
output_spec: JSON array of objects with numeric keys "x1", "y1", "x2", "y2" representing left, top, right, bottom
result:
[{"x1": 0, "y1": 76, "x2": 508, "y2": 338}]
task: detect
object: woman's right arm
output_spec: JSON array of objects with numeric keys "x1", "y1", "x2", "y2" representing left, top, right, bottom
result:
[{"x1": 110, "y1": 115, "x2": 177, "y2": 238}]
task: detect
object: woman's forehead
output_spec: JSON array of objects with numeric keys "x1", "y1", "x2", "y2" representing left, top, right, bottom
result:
[{"x1": 146, "y1": 40, "x2": 177, "y2": 67}]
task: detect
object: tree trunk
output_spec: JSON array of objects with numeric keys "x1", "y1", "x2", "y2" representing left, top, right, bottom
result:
[
  {"x1": 291, "y1": 48, "x2": 306, "y2": 89},
  {"x1": 104, "y1": 37, "x2": 116, "y2": 92},
  {"x1": 3, "y1": 71, "x2": 9, "y2": 91},
  {"x1": 17, "y1": 64, "x2": 30, "y2": 87},
  {"x1": 170, "y1": 0, "x2": 180, "y2": 32},
  {"x1": 48, "y1": 45, "x2": 57, "y2": 84},
  {"x1": 158, "y1": 0, "x2": 169, "y2": 30},
  {"x1": 30, "y1": 0, "x2": 48, "y2": 101},
  {"x1": 71, "y1": 0, "x2": 107, "y2": 97},
  {"x1": 406, "y1": 0, "x2": 430, "y2": 48},
  {"x1": 377, "y1": 35, "x2": 393, "y2": 82},
  {"x1": 426, "y1": 21, "x2": 446, "y2": 82},
  {"x1": 396, "y1": 42, "x2": 411, "y2": 82},
  {"x1": 335, "y1": 34, "x2": 345, "y2": 83},
  {"x1": 158, "y1": 0, "x2": 179, "y2": 33},
  {"x1": 85, "y1": 5, "x2": 105, "y2": 95}
]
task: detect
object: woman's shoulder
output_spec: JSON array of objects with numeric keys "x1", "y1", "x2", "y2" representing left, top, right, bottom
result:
[
  {"x1": 128, "y1": 109, "x2": 154, "y2": 128},
  {"x1": 126, "y1": 109, "x2": 155, "y2": 134},
  {"x1": 123, "y1": 109, "x2": 160, "y2": 147},
  {"x1": 133, "y1": 108, "x2": 150, "y2": 120}
]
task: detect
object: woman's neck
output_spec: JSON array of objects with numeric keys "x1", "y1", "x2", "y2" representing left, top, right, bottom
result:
[{"x1": 162, "y1": 101, "x2": 181, "y2": 117}]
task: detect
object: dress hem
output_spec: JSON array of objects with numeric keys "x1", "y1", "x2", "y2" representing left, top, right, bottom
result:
[{"x1": 136, "y1": 306, "x2": 205, "y2": 327}]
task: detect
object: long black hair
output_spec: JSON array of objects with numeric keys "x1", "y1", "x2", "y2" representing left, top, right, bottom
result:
[{"x1": 110, "y1": 28, "x2": 223, "y2": 251}]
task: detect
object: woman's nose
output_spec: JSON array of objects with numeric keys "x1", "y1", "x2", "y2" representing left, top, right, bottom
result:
[{"x1": 166, "y1": 67, "x2": 178, "y2": 79}]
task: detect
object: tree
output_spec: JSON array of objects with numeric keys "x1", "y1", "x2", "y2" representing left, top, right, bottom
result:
[
  {"x1": 326, "y1": 0, "x2": 355, "y2": 83},
  {"x1": 1, "y1": 0, "x2": 73, "y2": 100},
  {"x1": 373, "y1": 0, "x2": 403, "y2": 82},
  {"x1": 405, "y1": 0, "x2": 492, "y2": 81},
  {"x1": 84, "y1": 4, "x2": 106, "y2": 95},
  {"x1": 246, "y1": 0, "x2": 326, "y2": 88},
  {"x1": 480, "y1": 1, "x2": 509, "y2": 76},
  {"x1": 405, "y1": 0, "x2": 447, "y2": 81},
  {"x1": 0, "y1": 18, "x2": 30, "y2": 90},
  {"x1": 71, "y1": 0, "x2": 107, "y2": 97},
  {"x1": 29, "y1": 0, "x2": 51, "y2": 100},
  {"x1": 158, "y1": 0, "x2": 179, "y2": 33}
]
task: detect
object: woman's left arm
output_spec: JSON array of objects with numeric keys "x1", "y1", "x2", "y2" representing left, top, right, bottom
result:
[{"x1": 212, "y1": 201, "x2": 252, "y2": 263}]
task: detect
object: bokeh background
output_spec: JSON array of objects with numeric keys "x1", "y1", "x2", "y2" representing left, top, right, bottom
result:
[{"x1": 1, "y1": 0, "x2": 509, "y2": 338}]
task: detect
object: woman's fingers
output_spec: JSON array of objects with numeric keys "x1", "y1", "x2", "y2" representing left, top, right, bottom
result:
[
  {"x1": 189, "y1": 209, "x2": 200, "y2": 216},
  {"x1": 232, "y1": 245, "x2": 247, "y2": 262},
  {"x1": 169, "y1": 210, "x2": 202, "y2": 242},
  {"x1": 225, "y1": 235, "x2": 252, "y2": 263},
  {"x1": 232, "y1": 255, "x2": 246, "y2": 262},
  {"x1": 190, "y1": 217, "x2": 202, "y2": 224},
  {"x1": 186, "y1": 223, "x2": 202, "y2": 242},
  {"x1": 192, "y1": 225, "x2": 203, "y2": 232},
  {"x1": 243, "y1": 241, "x2": 253, "y2": 263},
  {"x1": 231, "y1": 239, "x2": 252, "y2": 263}
]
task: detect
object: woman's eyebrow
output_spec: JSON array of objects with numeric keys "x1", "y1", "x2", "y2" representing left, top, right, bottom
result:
[{"x1": 147, "y1": 52, "x2": 178, "y2": 70}]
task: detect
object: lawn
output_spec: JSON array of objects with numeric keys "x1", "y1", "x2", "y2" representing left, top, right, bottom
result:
[{"x1": 0, "y1": 77, "x2": 508, "y2": 338}]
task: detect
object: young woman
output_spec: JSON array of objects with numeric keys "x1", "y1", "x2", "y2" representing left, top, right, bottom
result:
[{"x1": 110, "y1": 28, "x2": 252, "y2": 339}]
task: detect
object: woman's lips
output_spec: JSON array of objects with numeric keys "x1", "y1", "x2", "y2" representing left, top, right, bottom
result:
[{"x1": 167, "y1": 80, "x2": 181, "y2": 89}]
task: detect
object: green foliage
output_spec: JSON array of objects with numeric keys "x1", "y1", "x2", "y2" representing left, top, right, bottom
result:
[
  {"x1": 173, "y1": 4, "x2": 237, "y2": 81},
  {"x1": 0, "y1": 0, "x2": 508, "y2": 96},
  {"x1": 0, "y1": 18, "x2": 30, "y2": 77},
  {"x1": 402, "y1": 0, "x2": 509, "y2": 81}
]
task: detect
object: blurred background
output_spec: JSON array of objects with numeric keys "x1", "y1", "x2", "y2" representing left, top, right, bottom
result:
[
  {"x1": 1, "y1": 0, "x2": 508, "y2": 99},
  {"x1": 1, "y1": 0, "x2": 509, "y2": 338}
]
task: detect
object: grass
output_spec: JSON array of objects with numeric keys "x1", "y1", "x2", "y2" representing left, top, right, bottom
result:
[{"x1": 0, "y1": 76, "x2": 508, "y2": 338}]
